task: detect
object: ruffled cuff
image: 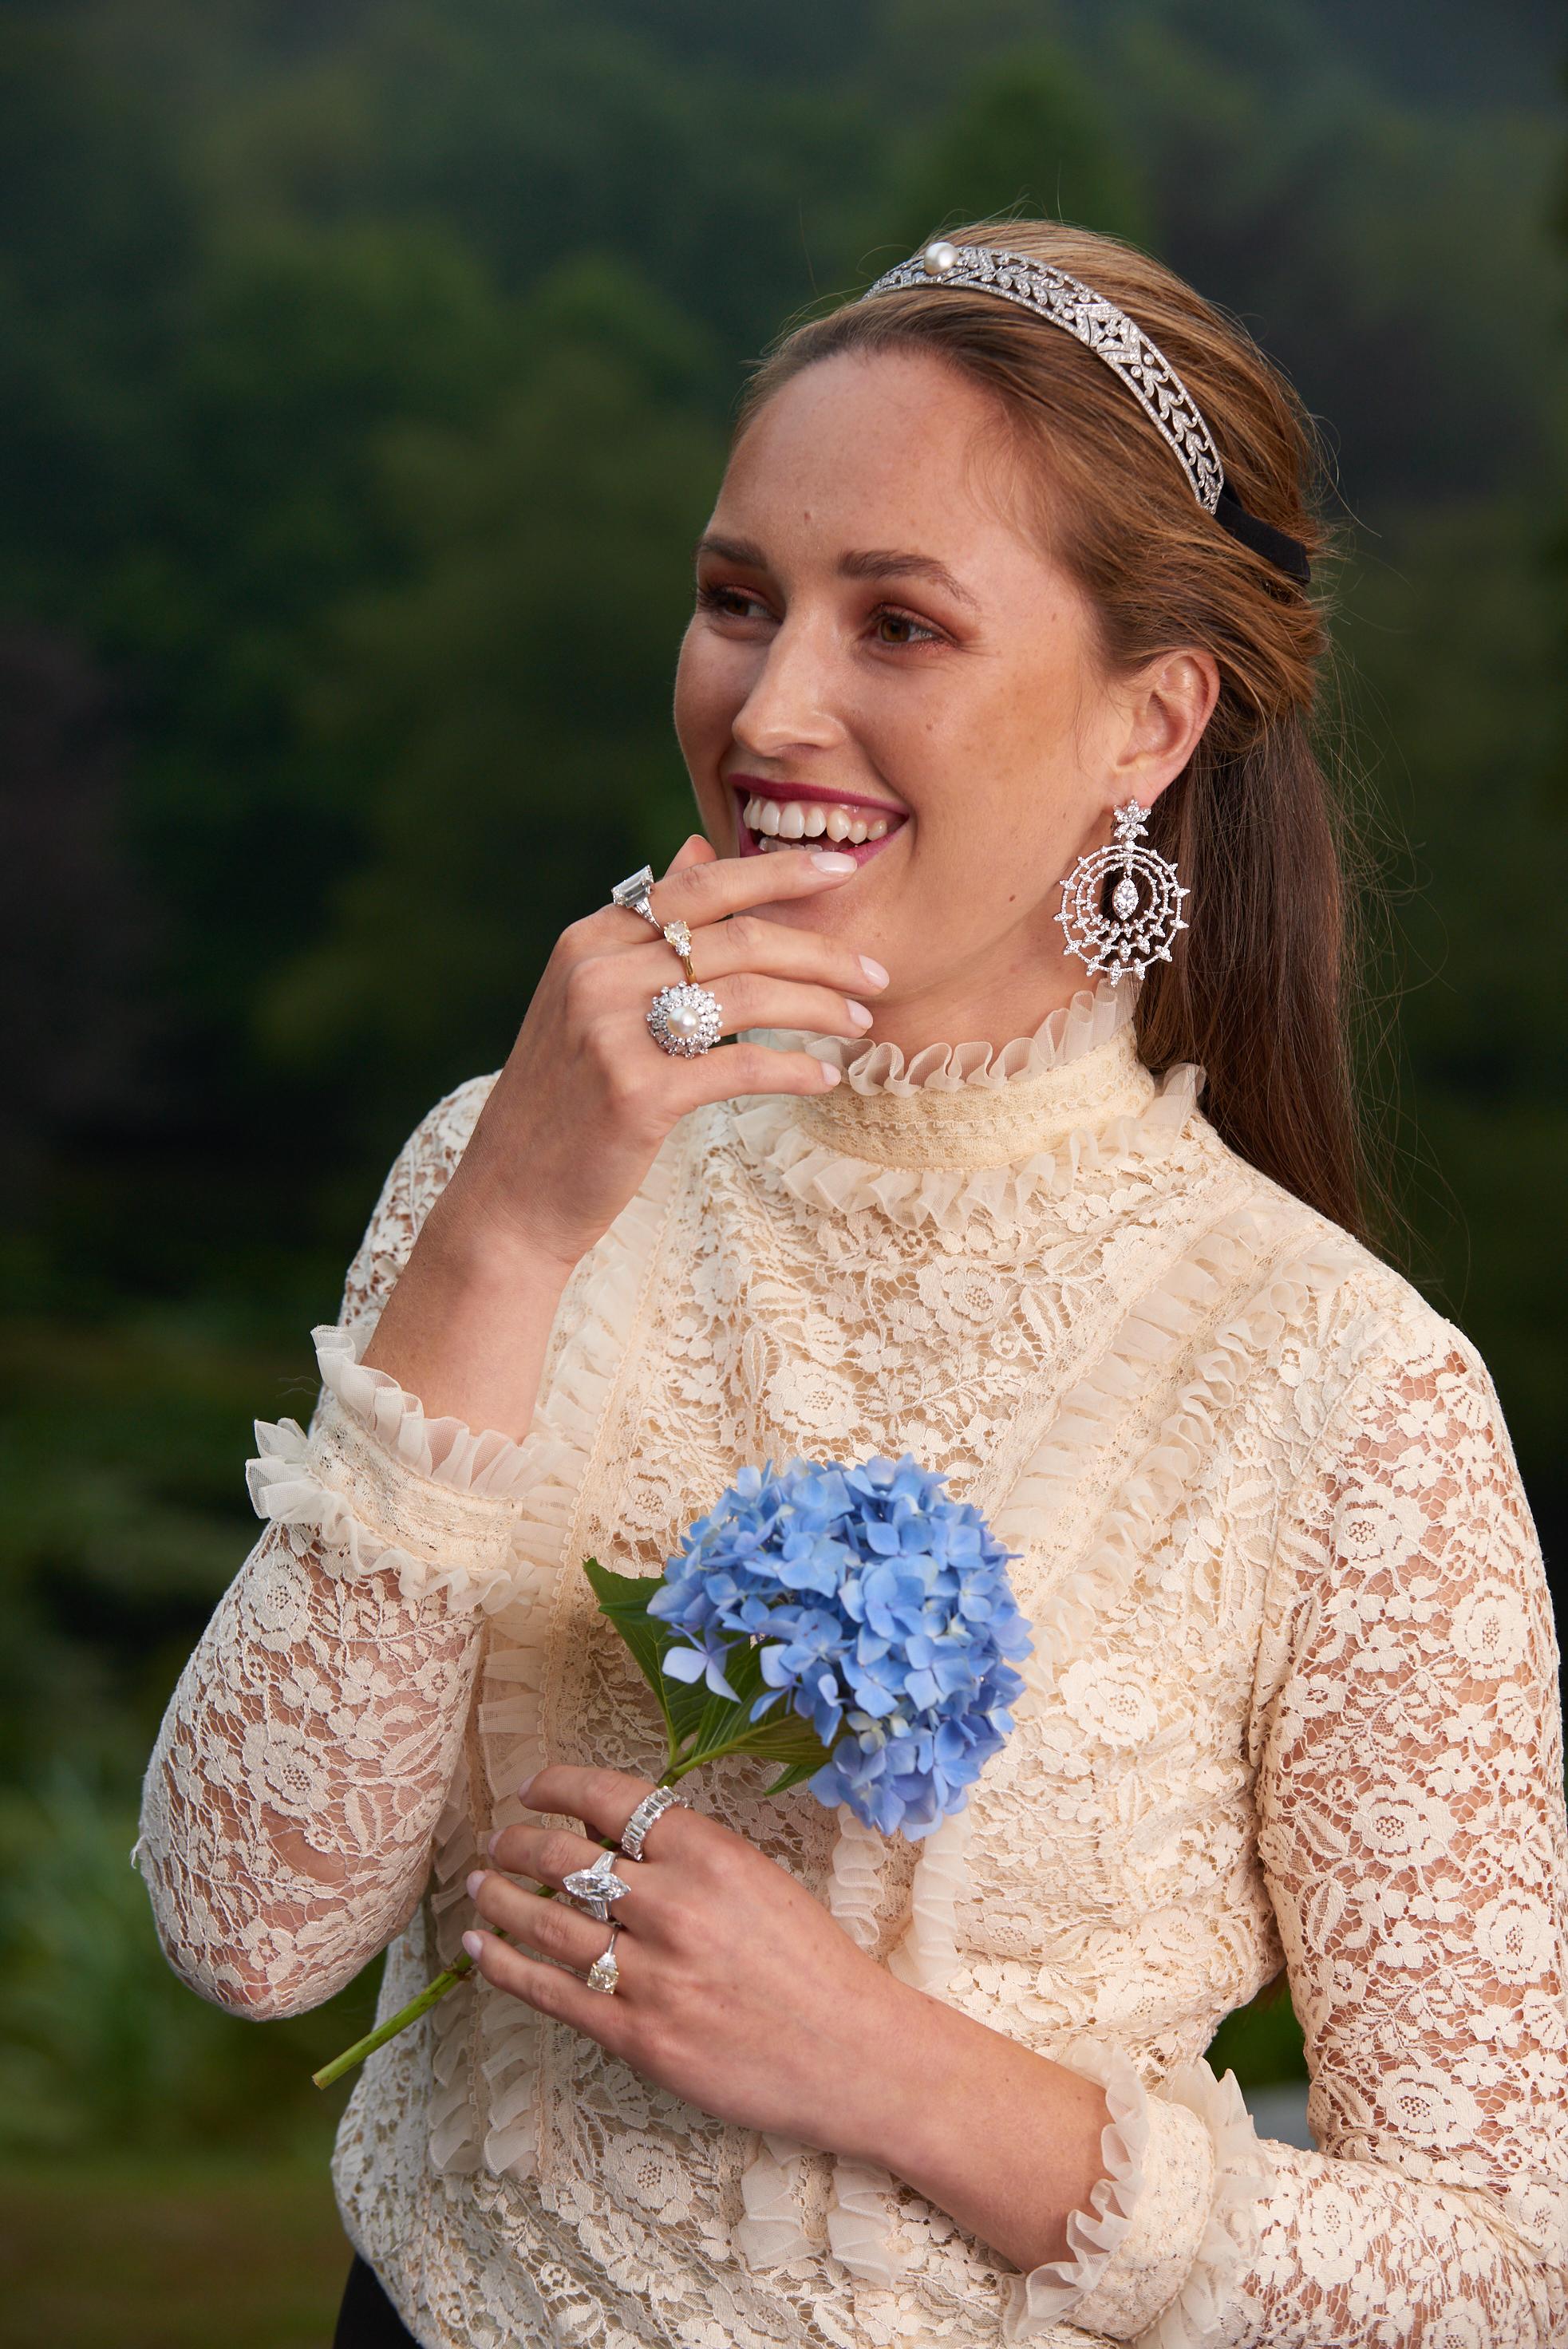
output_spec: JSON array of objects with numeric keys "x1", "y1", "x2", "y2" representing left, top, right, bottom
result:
[
  {"x1": 1002, "y1": 2039, "x2": 1152, "y2": 2340},
  {"x1": 1120, "y1": 2063, "x2": 1275, "y2": 2349},
  {"x1": 244, "y1": 1323, "x2": 538, "y2": 1613},
  {"x1": 1004, "y1": 2050, "x2": 1274, "y2": 2346}
]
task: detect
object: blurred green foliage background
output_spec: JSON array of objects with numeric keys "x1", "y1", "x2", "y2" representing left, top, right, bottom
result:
[{"x1": 1, "y1": 3, "x2": 1565, "y2": 2339}]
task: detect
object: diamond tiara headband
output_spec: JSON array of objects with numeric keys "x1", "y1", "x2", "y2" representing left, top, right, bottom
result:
[{"x1": 859, "y1": 240, "x2": 1312, "y2": 586}]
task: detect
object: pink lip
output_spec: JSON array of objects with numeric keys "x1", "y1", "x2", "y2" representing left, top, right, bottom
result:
[
  {"x1": 728, "y1": 776, "x2": 908, "y2": 867},
  {"x1": 726, "y1": 774, "x2": 908, "y2": 819}
]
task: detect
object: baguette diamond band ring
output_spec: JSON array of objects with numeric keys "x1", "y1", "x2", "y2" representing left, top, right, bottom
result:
[{"x1": 618, "y1": 1786, "x2": 686, "y2": 1860}]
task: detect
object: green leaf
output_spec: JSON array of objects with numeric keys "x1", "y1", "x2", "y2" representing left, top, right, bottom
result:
[
  {"x1": 581, "y1": 1562, "x2": 835, "y2": 1791},
  {"x1": 678, "y1": 1682, "x2": 835, "y2": 1776},
  {"x1": 580, "y1": 1557, "x2": 708, "y2": 1754}
]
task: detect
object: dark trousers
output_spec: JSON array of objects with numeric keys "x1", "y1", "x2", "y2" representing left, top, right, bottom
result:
[{"x1": 334, "y1": 2255, "x2": 422, "y2": 2347}]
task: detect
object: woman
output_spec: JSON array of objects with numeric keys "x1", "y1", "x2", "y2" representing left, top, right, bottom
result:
[{"x1": 137, "y1": 221, "x2": 1568, "y2": 2348}]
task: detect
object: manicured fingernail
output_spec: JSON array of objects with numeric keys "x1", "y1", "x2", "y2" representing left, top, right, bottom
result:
[
  {"x1": 846, "y1": 1000, "x2": 873, "y2": 1032},
  {"x1": 859, "y1": 956, "x2": 890, "y2": 988},
  {"x1": 810, "y1": 851, "x2": 856, "y2": 872},
  {"x1": 515, "y1": 1771, "x2": 537, "y2": 1802},
  {"x1": 462, "y1": 1931, "x2": 485, "y2": 1961},
  {"x1": 819, "y1": 1062, "x2": 842, "y2": 1088},
  {"x1": 466, "y1": 1870, "x2": 486, "y2": 1901}
]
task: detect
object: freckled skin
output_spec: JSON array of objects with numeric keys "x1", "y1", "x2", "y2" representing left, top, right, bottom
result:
[{"x1": 675, "y1": 348, "x2": 1219, "y2": 1057}]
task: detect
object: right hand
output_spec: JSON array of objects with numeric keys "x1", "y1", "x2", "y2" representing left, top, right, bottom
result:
[{"x1": 432, "y1": 832, "x2": 884, "y2": 1280}]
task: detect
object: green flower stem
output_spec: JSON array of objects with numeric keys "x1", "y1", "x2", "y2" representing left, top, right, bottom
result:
[
  {"x1": 311, "y1": 1761, "x2": 693, "y2": 2093},
  {"x1": 311, "y1": 1956, "x2": 477, "y2": 2090}
]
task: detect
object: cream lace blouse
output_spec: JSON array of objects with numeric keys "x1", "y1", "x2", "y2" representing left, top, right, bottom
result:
[{"x1": 137, "y1": 977, "x2": 1568, "y2": 2349}]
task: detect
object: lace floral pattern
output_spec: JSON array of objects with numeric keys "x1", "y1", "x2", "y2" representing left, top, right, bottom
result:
[
  {"x1": 136, "y1": 1082, "x2": 502, "y2": 2019},
  {"x1": 136, "y1": 980, "x2": 1568, "y2": 2348}
]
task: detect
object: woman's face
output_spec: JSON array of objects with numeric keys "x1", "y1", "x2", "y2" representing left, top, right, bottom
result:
[{"x1": 673, "y1": 347, "x2": 1218, "y2": 1051}]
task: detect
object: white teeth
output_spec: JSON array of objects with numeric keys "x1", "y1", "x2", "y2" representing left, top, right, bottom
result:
[{"x1": 743, "y1": 793, "x2": 902, "y2": 847}]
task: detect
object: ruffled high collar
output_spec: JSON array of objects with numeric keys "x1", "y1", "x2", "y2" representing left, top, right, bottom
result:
[
  {"x1": 792, "y1": 976, "x2": 1151, "y2": 1173},
  {"x1": 733, "y1": 977, "x2": 1203, "y2": 1232}
]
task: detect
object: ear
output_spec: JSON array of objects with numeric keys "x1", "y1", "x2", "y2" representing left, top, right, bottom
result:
[{"x1": 1110, "y1": 647, "x2": 1221, "y2": 803}]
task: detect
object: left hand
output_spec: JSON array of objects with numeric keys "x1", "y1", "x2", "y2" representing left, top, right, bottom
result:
[{"x1": 465, "y1": 1765, "x2": 918, "y2": 2161}]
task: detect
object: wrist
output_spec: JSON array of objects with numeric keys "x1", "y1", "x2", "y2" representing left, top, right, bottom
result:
[
  {"x1": 420, "y1": 1181, "x2": 579, "y2": 1301},
  {"x1": 835, "y1": 1977, "x2": 952, "y2": 2172},
  {"x1": 850, "y1": 1989, "x2": 1115, "y2": 2275},
  {"x1": 358, "y1": 1187, "x2": 574, "y2": 1443}
]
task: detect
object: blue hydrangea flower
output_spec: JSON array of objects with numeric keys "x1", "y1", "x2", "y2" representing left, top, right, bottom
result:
[{"x1": 647, "y1": 1456, "x2": 1032, "y2": 1838}]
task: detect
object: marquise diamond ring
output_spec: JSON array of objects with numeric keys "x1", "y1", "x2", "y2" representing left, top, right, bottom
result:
[{"x1": 561, "y1": 1846, "x2": 631, "y2": 1922}]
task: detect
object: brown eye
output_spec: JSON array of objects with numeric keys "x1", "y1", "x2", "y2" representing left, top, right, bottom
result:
[
  {"x1": 871, "y1": 608, "x2": 942, "y2": 649},
  {"x1": 696, "y1": 582, "x2": 768, "y2": 622}
]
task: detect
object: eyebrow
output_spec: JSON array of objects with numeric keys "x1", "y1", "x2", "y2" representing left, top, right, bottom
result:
[{"x1": 693, "y1": 533, "x2": 980, "y2": 614}]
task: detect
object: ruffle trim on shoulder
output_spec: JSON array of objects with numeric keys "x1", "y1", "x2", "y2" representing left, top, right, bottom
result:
[
  {"x1": 1001, "y1": 2037, "x2": 1151, "y2": 2338},
  {"x1": 313, "y1": 1322, "x2": 540, "y2": 1499},
  {"x1": 994, "y1": 1213, "x2": 1370, "y2": 1685},
  {"x1": 421, "y1": 1135, "x2": 685, "y2": 2185}
]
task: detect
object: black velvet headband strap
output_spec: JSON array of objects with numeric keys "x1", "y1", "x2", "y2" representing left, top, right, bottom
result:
[{"x1": 1213, "y1": 482, "x2": 1313, "y2": 584}]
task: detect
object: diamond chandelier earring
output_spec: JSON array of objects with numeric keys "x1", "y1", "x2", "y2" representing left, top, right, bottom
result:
[{"x1": 1056, "y1": 799, "x2": 1189, "y2": 985}]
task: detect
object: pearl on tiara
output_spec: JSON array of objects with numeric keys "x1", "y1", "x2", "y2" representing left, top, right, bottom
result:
[{"x1": 921, "y1": 239, "x2": 960, "y2": 278}]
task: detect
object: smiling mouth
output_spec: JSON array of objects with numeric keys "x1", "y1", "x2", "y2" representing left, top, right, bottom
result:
[{"x1": 730, "y1": 782, "x2": 908, "y2": 864}]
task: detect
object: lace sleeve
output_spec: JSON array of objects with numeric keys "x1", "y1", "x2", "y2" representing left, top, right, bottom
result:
[
  {"x1": 1221, "y1": 1318, "x2": 1568, "y2": 2344},
  {"x1": 1019, "y1": 1313, "x2": 1568, "y2": 2347},
  {"x1": 135, "y1": 1073, "x2": 524, "y2": 2021}
]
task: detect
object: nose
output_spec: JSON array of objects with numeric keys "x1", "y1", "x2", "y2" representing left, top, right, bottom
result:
[{"x1": 729, "y1": 614, "x2": 845, "y2": 760}]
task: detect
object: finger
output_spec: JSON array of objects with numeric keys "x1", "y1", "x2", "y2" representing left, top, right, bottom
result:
[
  {"x1": 467, "y1": 1868, "x2": 620, "y2": 1969},
  {"x1": 484, "y1": 1821, "x2": 633, "y2": 1902},
  {"x1": 601, "y1": 835, "x2": 716, "y2": 949},
  {"x1": 690, "y1": 973, "x2": 874, "y2": 1043},
  {"x1": 663, "y1": 1036, "x2": 843, "y2": 1106},
  {"x1": 511, "y1": 1765, "x2": 695, "y2": 1860},
  {"x1": 460, "y1": 1925, "x2": 632, "y2": 2041},
  {"x1": 664, "y1": 831, "x2": 717, "y2": 875},
  {"x1": 687, "y1": 913, "x2": 890, "y2": 998},
  {"x1": 614, "y1": 924, "x2": 887, "y2": 1010},
  {"x1": 588, "y1": 977, "x2": 869, "y2": 1052},
  {"x1": 650, "y1": 844, "x2": 858, "y2": 930}
]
